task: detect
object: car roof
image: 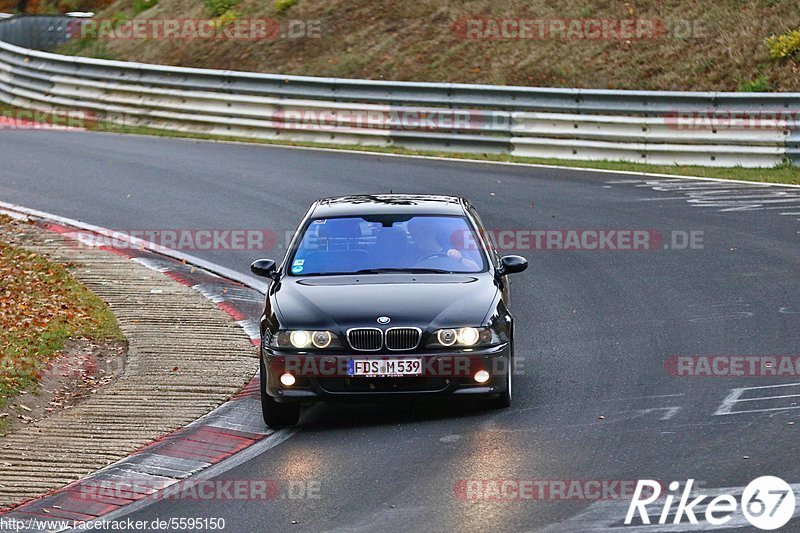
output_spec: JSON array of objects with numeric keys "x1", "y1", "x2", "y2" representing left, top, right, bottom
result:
[{"x1": 309, "y1": 194, "x2": 468, "y2": 218}]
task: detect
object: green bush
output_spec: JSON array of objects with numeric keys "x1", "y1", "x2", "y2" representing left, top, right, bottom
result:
[
  {"x1": 56, "y1": 0, "x2": 82, "y2": 12},
  {"x1": 111, "y1": 12, "x2": 129, "y2": 29},
  {"x1": 274, "y1": 0, "x2": 297, "y2": 14},
  {"x1": 212, "y1": 9, "x2": 238, "y2": 29},
  {"x1": 205, "y1": 0, "x2": 239, "y2": 17},
  {"x1": 39, "y1": 1, "x2": 60, "y2": 14},
  {"x1": 132, "y1": 0, "x2": 158, "y2": 15},
  {"x1": 767, "y1": 29, "x2": 800, "y2": 60},
  {"x1": 738, "y1": 74, "x2": 773, "y2": 92}
]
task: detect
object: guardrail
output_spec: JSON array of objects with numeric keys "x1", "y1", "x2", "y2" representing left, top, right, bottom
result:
[
  {"x1": 1, "y1": 15, "x2": 798, "y2": 167},
  {"x1": 0, "y1": 15, "x2": 78, "y2": 50}
]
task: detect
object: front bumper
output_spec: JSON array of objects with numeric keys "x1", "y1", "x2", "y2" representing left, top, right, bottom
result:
[{"x1": 262, "y1": 344, "x2": 511, "y2": 403}]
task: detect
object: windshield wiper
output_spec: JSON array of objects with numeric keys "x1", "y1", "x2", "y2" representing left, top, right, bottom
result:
[{"x1": 354, "y1": 268, "x2": 453, "y2": 274}]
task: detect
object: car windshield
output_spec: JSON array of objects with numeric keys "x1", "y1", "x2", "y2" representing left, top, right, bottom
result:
[{"x1": 288, "y1": 215, "x2": 487, "y2": 276}]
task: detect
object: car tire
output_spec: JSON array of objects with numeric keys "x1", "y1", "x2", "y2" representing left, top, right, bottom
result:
[{"x1": 260, "y1": 358, "x2": 301, "y2": 427}]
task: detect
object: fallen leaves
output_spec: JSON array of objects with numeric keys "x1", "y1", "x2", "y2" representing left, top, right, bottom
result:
[{"x1": 0, "y1": 236, "x2": 122, "y2": 409}]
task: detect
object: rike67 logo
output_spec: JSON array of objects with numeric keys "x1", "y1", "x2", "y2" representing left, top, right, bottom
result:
[{"x1": 626, "y1": 477, "x2": 796, "y2": 530}]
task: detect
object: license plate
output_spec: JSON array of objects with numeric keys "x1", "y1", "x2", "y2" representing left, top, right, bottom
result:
[{"x1": 347, "y1": 358, "x2": 423, "y2": 377}]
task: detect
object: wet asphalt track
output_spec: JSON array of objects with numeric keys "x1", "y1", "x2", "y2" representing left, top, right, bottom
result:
[{"x1": 1, "y1": 131, "x2": 799, "y2": 532}]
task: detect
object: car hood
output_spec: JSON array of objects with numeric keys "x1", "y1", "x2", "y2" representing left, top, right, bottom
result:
[{"x1": 273, "y1": 273, "x2": 499, "y2": 330}]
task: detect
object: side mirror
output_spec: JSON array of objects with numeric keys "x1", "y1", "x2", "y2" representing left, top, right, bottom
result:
[
  {"x1": 497, "y1": 255, "x2": 528, "y2": 277},
  {"x1": 251, "y1": 259, "x2": 278, "y2": 280}
]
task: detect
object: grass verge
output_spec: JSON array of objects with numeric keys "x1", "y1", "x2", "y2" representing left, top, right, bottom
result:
[
  {"x1": 0, "y1": 216, "x2": 124, "y2": 433},
  {"x1": 101, "y1": 122, "x2": 800, "y2": 186}
]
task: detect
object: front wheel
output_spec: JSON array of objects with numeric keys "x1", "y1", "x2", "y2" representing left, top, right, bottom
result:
[{"x1": 260, "y1": 358, "x2": 300, "y2": 427}]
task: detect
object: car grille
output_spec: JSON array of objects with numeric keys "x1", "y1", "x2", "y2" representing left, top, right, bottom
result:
[
  {"x1": 385, "y1": 328, "x2": 421, "y2": 351},
  {"x1": 347, "y1": 328, "x2": 383, "y2": 351}
]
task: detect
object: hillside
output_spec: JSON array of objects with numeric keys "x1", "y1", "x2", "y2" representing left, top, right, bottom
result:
[{"x1": 54, "y1": 0, "x2": 800, "y2": 91}]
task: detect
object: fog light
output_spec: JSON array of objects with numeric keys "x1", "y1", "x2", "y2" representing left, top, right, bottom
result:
[
  {"x1": 474, "y1": 370, "x2": 490, "y2": 383},
  {"x1": 280, "y1": 373, "x2": 296, "y2": 386}
]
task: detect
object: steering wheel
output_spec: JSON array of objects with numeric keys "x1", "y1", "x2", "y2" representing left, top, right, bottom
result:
[{"x1": 414, "y1": 251, "x2": 451, "y2": 265}]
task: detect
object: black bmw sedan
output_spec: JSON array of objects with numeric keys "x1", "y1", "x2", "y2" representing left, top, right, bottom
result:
[{"x1": 250, "y1": 194, "x2": 527, "y2": 426}]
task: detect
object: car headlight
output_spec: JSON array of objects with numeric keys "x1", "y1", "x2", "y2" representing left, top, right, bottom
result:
[
  {"x1": 270, "y1": 330, "x2": 342, "y2": 350},
  {"x1": 427, "y1": 327, "x2": 503, "y2": 348}
]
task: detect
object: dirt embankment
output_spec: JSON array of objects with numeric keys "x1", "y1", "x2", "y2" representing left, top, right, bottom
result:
[{"x1": 56, "y1": 0, "x2": 800, "y2": 91}]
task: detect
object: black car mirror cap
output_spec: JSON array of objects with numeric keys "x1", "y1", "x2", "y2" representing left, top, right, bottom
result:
[
  {"x1": 251, "y1": 259, "x2": 279, "y2": 280},
  {"x1": 497, "y1": 255, "x2": 528, "y2": 277}
]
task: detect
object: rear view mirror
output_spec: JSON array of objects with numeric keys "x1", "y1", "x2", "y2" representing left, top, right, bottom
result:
[
  {"x1": 251, "y1": 259, "x2": 278, "y2": 280},
  {"x1": 497, "y1": 255, "x2": 528, "y2": 277}
]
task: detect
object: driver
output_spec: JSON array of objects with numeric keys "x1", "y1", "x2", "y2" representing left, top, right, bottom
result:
[{"x1": 407, "y1": 217, "x2": 479, "y2": 270}]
